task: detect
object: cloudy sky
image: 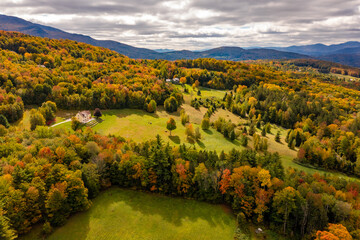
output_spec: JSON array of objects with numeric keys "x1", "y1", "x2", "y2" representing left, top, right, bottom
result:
[{"x1": 1, "y1": 0, "x2": 360, "y2": 50}]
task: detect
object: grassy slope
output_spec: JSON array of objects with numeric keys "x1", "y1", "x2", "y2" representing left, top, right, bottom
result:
[
  {"x1": 24, "y1": 85, "x2": 359, "y2": 181},
  {"x1": 18, "y1": 85, "x2": 350, "y2": 240},
  {"x1": 21, "y1": 188, "x2": 237, "y2": 240},
  {"x1": 330, "y1": 73, "x2": 360, "y2": 81}
]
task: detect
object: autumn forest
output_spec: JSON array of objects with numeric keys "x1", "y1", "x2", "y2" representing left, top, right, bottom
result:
[{"x1": 0, "y1": 31, "x2": 360, "y2": 240}]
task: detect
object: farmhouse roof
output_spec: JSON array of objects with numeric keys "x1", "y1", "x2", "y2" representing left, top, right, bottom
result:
[{"x1": 78, "y1": 110, "x2": 91, "y2": 116}]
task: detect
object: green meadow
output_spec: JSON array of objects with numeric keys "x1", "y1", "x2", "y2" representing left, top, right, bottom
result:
[
  {"x1": 48, "y1": 85, "x2": 358, "y2": 181},
  {"x1": 21, "y1": 188, "x2": 237, "y2": 240}
]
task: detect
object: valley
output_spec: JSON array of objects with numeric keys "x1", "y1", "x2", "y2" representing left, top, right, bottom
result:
[{"x1": 0, "y1": 31, "x2": 359, "y2": 240}]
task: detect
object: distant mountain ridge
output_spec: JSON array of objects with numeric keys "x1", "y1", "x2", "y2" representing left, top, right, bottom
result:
[
  {"x1": 270, "y1": 42, "x2": 360, "y2": 67},
  {"x1": 0, "y1": 14, "x2": 163, "y2": 59},
  {"x1": 0, "y1": 14, "x2": 309, "y2": 61},
  {"x1": 163, "y1": 47, "x2": 309, "y2": 61},
  {"x1": 2, "y1": 14, "x2": 360, "y2": 66},
  {"x1": 271, "y1": 41, "x2": 360, "y2": 56}
]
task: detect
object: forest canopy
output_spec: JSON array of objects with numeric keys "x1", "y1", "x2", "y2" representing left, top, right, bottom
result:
[{"x1": 0, "y1": 31, "x2": 360, "y2": 239}]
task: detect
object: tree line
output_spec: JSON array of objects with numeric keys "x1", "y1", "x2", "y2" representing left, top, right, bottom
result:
[{"x1": 0, "y1": 128, "x2": 358, "y2": 239}]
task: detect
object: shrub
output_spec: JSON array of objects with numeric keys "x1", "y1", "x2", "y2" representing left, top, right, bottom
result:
[
  {"x1": 94, "y1": 108, "x2": 102, "y2": 118},
  {"x1": 201, "y1": 117, "x2": 210, "y2": 130},
  {"x1": 185, "y1": 123, "x2": 195, "y2": 141},
  {"x1": 164, "y1": 96, "x2": 178, "y2": 112},
  {"x1": 181, "y1": 111, "x2": 189, "y2": 125},
  {"x1": 41, "y1": 222, "x2": 53, "y2": 237},
  {"x1": 147, "y1": 100, "x2": 157, "y2": 113},
  {"x1": 195, "y1": 127, "x2": 201, "y2": 140},
  {"x1": 265, "y1": 122, "x2": 272, "y2": 133},
  {"x1": 0, "y1": 114, "x2": 10, "y2": 128},
  {"x1": 0, "y1": 125, "x2": 7, "y2": 136},
  {"x1": 71, "y1": 117, "x2": 81, "y2": 131},
  {"x1": 230, "y1": 130, "x2": 236, "y2": 141},
  {"x1": 248, "y1": 124, "x2": 255, "y2": 136},
  {"x1": 261, "y1": 128, "x2": 266, "y2": 137},
  {"x1": 240, "y1": 134, "x2": 248, "y2": 147},
  {"x1": 30, "y1": 110, "x2": 46, "y2": 131}
]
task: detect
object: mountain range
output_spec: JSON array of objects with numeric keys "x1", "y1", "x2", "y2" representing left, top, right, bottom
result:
[
  {"x1": 0, "y1": 14, "x2": 359, "y2": 67},
  {"x1": 271, "y1": 43, "x2": 360, "y2": 67}
]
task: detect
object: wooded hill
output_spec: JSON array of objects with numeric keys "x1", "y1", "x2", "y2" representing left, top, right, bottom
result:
[{"x1": 0, "y1": 31, "x2": 360, "y2": 240}]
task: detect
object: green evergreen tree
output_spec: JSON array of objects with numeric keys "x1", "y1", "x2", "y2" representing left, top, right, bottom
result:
[
  {"x1": 275, "y1": 131, "x2": 281, "y2": 142},
  {"x1": 0, "y1": 209, "x2": 16, "y2": 240},
  {"x1": 261, "y1": 127, "x2": 266, "y2": 137},
  {"x1": 230, "y1": 130, "x2": 236, "y2": 141},
  {"x1": 0, "y1": 115, "x2": 10, "y2": 128}
]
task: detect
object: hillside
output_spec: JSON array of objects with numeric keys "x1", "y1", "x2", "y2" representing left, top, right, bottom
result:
[
  {"x1": 1, "y1": 32, "x2": 360, "y2": 240},
  {"x1": 0, "y1": 14, "x2": 309, "y2": 61},
  {"x1": 271, "y1": 41, "x2": 360, "y2": 67},
  {"x1": 320, "y1": 53, "x2": 360, "y2": 68},
  {"x1": 0, "y1": 14, "x2": 162, "y2": 59},
  {"x1": 271, "y1": 41, "x2": 360, "y2": 56},
  {"x1": 284, "y1": 59, "x2": 360, "y2": 77},
  {"x1": 164, "y1": 47, "x2": 308, "y2": 61},
  {"x1": 3, "y1": 14, "x2": 360, "y2": 67}
]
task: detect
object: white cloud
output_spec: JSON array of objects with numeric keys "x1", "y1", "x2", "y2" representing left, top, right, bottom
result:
[{"x1": 1, "y1": 0, "x2": 360, "y2": 50}]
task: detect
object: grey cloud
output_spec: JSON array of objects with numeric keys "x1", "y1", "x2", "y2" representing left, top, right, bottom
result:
[
  {"x1": 1, "y1": 0, "x2": 360, "y2": 49},
  {"x1": 0, "y1": 0, "x2": 162, "y2": 14},
  {"x1": 168, "y1": 33, "x2": 228, "y2": 38}
]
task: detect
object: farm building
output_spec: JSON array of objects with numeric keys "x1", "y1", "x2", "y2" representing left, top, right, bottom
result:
[{"x1": 165, "y1": 78, "x2": 180, "y2": 83}]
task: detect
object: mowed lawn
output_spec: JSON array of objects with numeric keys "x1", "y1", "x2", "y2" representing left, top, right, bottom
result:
[
  {"x1": 91, "y1": 108, "x2": 246, "y2": 153},
  {"x1": 21, "y1": 188, "x2": 237, "y2": 240}
]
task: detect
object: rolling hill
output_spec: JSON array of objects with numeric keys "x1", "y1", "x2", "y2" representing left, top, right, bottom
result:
[
  {"x1": 4, "y1": 14, "x2": 359, "y2": 66},
  {"x1": 0, "y1": 14, "x2": 309, "y2": 61},
  {"x1": 271, "y1": 41, "x2": 360, "y2": 56},
  {"x1": 271, "y1": 42, "x2": 360, "y2": 67},
  {"x1": 0, "y1": 14, "x2": 161, "y2": 59}
]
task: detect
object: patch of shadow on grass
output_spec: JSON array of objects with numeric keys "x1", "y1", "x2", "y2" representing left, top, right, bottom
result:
[
  {"x1": 40, "y1": 209, "x2": 90, "y2": 240},
  {"x1": 105, "y1": 109, "x2": 161, "y2": 119},
  {"x1": 225, "y1": 138, "x2": 241, "y2": 147},
  {"x1": 203, "y1": 129, "x2": 213, "y2": 135},
  {"x1": 96, "y1": 118, "x2": 104, "y2": 123},
  {"x1": 196, "y1": 140, "x2": 205, "y2": 149},
  {"x1": 105, "y1": 188, "x2": 231, "y2": 228},
  {"x1": 186, "y1": 136, "x2": 196, "y2": 145},
  {"x1": 168, "y1": 135, "x2": 180, "y2": 144}
]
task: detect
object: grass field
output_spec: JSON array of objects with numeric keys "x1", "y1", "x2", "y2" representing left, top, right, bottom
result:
[
  {"x1": 51, "y1": 107, "x2": 300, "y2": 166},
  {"x1": 53, "y1": 107, "x2": 247, "y2": 153},
  {"x1": 21, "y1": 188, "x2": 237, "y2": 240},
  {"x1": 15, "y1": 86, "x2": 358, "y2": 240},
  {"x1": 330, "y1": 73, "x2": 360, "y2": 82},
  {"x1": 16, "y1": 85, "x2": 359, "y2": 181},
  {"x1": 175, "y1": 84, "x2": 229, "y2": 100}
]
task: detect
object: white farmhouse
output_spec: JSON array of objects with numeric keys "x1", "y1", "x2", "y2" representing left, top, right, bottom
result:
[{"x1": 76, "y1": 111, "x2": 91, "y2": 123}]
